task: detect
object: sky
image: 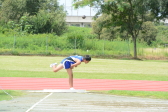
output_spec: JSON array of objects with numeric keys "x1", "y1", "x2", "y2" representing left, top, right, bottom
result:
[{"x1": 58, "y1": 0, "x2": 97, "y2": 16}]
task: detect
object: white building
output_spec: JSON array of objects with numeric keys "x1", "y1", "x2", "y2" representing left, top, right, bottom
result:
[{"x1": 66, "y1": 16, "x2": 94, "y2": 27}]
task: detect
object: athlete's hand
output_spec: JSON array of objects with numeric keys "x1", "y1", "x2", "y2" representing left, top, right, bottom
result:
[
  {"x1": 70, "y1": 65, "x2": 74, "y2": 69},
  {"x1": 71, "y1": 64, "x2": 77, "y2": 69}
]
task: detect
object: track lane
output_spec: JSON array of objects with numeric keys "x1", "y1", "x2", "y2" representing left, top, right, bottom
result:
[{"x1": 0, "y1": 77, "x2": 168, "y2": 91}]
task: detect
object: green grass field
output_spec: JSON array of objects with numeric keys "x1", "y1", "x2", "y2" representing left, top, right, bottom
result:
[
  {"x1": 0, "y1": 55, "x2": 168, "y2": 100},
  {"x1": 0, "y1": 90, "x2": 25, "y2": 101}
]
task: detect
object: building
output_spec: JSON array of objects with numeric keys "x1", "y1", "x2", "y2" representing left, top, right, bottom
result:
[{"x1": 66, "y1": 15, "x2": 94, "y2": 27}]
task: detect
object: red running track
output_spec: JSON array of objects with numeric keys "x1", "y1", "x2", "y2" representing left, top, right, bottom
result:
[{"x1": 0, "y1": 77, "x2": 168, "y2": 91}]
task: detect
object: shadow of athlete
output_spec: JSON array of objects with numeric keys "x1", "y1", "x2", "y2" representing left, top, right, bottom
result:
[{"x1": 50, "y1": 55, "x2": 91, "y2": 90}]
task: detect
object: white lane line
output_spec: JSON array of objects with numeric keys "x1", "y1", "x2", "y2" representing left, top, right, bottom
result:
[
  {"x1": 28, "y1": 89, "x2": 87, "y2": 93},
  {"x1": 33, "y1": 109, "x2": 112, "y2": 112},
  {"x1": 25, "y1": 92, "x2": 53, "y2": 112}
]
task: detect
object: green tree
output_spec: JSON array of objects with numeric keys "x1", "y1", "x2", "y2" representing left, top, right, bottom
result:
[
  {"x1": 28, "y1": 0, "x2": 67, "y2": 35},
  {"x1": 155, "y1": 25, "x2": 168, "y2": 46},
  {"x1": 91, "y1": 15, "x2": 104, "y2": 39},
  {"x1": 28, "y1": 9, "x2": 67, "y2": 35},
  {"x1": 92, "y1": 14, "x2": 127, "y2": 40},
  {"x1": 100, "y1": 27, "x2": 118, "y2": 40},
  {"x1": 0, "y1": 0, "x2": 41, "y2": 22},
  {"x1": 0, "y1": 0, "x2": 67, "y2": 35},
  {"x1": 0, "y1": 0, "x2": 26, "y2": 22},
  {"x1": 92, "y1": 14, "x2": 118, "y2": 40},
  {"x1": 138, "y1": 21, "x2": 157, "y2": 45},
  {"x1": 25, "y1": 0, "x2": 40, "y2": 16},
  {"x1": 73, "y1": 0, "x2": 168, "y2": 58}
]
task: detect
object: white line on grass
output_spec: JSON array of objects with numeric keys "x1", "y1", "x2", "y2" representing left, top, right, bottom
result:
[{"x1": 25, "y1": 92, "x2": 53, "y2": 112}]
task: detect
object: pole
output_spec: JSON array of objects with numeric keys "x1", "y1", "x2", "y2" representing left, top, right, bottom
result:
[
  {"x1": 103, "y1": 38, "x2": 105, "y2": 55},
  {"x1": 65, "y1": 0, "x2": 66, "y2": 11},
  {"x1": 13, "y1": 34, "x2": 16, "y2": 52},
  {"x1": 71, "y1": 0, "x2": 73, "y2": 15},
  {"x1": 90, "y1": 6, "x2": 91, "y2": 16},
  {"x1": 75, "y1": 35, "x2": 76, "y2": 54},
  {"x1": 46, "y1": 36, "x2": 48, "y2": 54},
  {"x1": 127, "y1": 39, "x2": 130, "y2": 56}
]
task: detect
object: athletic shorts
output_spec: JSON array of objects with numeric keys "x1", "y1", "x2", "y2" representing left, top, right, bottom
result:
[{"x1": 61, "y1": 58, "x2": 75, "y2": 69}]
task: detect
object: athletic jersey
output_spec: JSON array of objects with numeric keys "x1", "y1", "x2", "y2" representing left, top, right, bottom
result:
[
  {"x1": 69, "y1": 55, "x2": 83, "y2": 62},
  {"x1": 60, "y1": 55, "x2": 83, "y2": 69}
]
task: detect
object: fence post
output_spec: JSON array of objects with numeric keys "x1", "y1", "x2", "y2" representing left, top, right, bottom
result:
[
  {"x1": 127, "y1": 39, "x2": 130, "y2": 56},
  {"x1": 46, "y1": 36, "x2": 48, "y2": 54},
  {"x1": 103, "y1": 39, "x2": 105, "y2": 55},
  {"x1": 74, "y1": 36, "x2": 77, "y2": 54},
  {"x1": 13, "y1": 34, "x2": 16, "y2": 52}
]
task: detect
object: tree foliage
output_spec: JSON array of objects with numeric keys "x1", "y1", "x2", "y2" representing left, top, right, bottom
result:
[
  {"x1": 73, "y1": 0, "x2": 168, "y2": 58},
  {"x1": 0, "y1": 0, "x2": 26, "y2": 22},
  {"x1": 0, "y1": 0, "x2": 67, "y2": 35},
  {"x1": 25, "y1": 0, "x2": 40, "y2": 16},
  {"x1": 138, "y1": 21, "x2": 157, "y2": 45},
  {"x1": 156, "y1": 25, "x2": 168, "y2": 45},
  {"x1": 92, "y1": 14, "x2": 129, "y2": 40},
  {"x1": 91, "y1": 14, "x2": 105, "y2": 39}
]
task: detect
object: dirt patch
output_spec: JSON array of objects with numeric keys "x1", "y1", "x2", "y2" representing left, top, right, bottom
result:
[{"x1": 0, "y1": 92, "x2": 168, "y2": 112}]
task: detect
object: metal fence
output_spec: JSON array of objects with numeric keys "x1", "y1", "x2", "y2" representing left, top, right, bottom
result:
[
  {"x1": 0, "y1": 34, "x2": 133, "y2": 56},
  {"x1": 0, "y1": 34, "x2": 168, "y2": 58}
]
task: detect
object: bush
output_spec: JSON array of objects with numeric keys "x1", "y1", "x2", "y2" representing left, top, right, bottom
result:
[{"x1": 67, "y1": 32, "x2": 84, "y2": 49}]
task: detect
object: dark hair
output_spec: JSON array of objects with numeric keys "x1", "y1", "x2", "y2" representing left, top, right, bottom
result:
[{"x1": 83, "y1": 55, "x2": 91, "y2": 61}]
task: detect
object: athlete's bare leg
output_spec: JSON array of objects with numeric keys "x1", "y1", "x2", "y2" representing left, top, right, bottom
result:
[
  {"x1": 52, "y1": 64, "x2": 64, "y2": 72},
  {"x1": 66, "y1": 68, "x2": 73, "y2": 88}
]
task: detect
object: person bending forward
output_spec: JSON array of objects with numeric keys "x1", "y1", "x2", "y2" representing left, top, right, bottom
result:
[{"x1": 50, "y1": 55, "x2": 91, "y2": 90}]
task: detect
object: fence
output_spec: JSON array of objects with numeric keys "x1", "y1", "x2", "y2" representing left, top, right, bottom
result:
[{"x1": 0, "y1": 34, "x2": 168, "y2": 58}]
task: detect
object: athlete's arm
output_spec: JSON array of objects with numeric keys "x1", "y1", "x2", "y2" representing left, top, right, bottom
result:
[{"x1": 71, "y1": 58, "x2": 81, "y2": 67}]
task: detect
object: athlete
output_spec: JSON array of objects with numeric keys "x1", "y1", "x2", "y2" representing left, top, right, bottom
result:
[{"x1": 50, "y1": 55, "x2": 91, "y2": 90}]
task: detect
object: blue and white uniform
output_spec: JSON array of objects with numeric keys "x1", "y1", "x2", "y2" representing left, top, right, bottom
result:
[{"x1": 60, "y1": 55, "x2": 83, "y2": 69}]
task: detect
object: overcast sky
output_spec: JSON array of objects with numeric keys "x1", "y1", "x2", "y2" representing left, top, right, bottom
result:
[{"x1": 58, "y1": 0, "x2": 97, "y2": 16}]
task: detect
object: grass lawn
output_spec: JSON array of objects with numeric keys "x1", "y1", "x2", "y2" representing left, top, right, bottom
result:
[
  {"x1": 0, "y1": 55, "x2": 168, "y2": 100},
  {"x1": 0, "y1": 90, "x2": 25, "y2": 101},
  {"x1": 91, "y1": 90, "x2": 168, "y2": 100}
]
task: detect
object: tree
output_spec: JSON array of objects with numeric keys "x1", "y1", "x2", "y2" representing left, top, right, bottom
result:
[
  {"x1": 73, "y1": 0, "x2": 168, "y2": 58},
  {"x1": 0, "y1": 0, "x2": 67, "y2": 35},
  {"x1": 25, "y1": 0, "x2": 40, "y2": 16},
  {"x1": 91, "y1": 15, "x2": 104, "y2": 39},
  {"x1": 92, "y1": 14, "x2": 118, "y2": 40},
  {"x1": 28, "y1": 0, "x2": 67, "y2": 35},
  {"x1": 138, "y1": 21, "x2": 157, "y2": 45},
  {"x1": 155, "y1": 25, "x2": 168, "y2": 46},
  {"x1": 0, "y1": 0, "x2": 26, "y2": 22},
  {"x1": 0, "y1": 0, "x2": 40, "y2": 22},
  {"x1": 92, "y1": 14, "x2": 127, "y2": 40}
]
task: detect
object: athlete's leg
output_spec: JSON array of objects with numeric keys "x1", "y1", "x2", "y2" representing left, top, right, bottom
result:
[
  {"x1": 52, "y1": 64, "x2": 64, "y2": 72},
  {"x1": 66, "y1": 68, "x2": 73, "y2": 88}
]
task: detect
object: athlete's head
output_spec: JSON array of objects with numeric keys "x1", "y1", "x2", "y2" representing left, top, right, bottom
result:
[{"x1": 83, "y1": 55, "x2": 91, "y2": 63}]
